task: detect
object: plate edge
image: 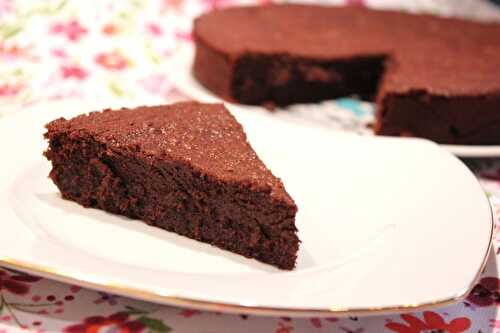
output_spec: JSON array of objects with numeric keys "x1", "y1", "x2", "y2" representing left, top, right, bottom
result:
[{"x1": 0, "y1": 199, "x2": 493, "y2": 318}]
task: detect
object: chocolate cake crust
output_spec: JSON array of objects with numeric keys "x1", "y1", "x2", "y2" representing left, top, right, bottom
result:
[
  {"x1": 44, "y1": 102, "x2": 299, "y2": 269},
  {"x1": 193, "y1": 5, "x2": 500, "y2": 144}
]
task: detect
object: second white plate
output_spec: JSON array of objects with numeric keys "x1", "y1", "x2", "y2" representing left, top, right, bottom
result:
[{"x1": 166, "y1": 43, "x2": 500, "y2": 158}]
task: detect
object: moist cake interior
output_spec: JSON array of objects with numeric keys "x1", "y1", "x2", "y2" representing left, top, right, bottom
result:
[{"x1": 231, "y1": 54, "x2": 387, "y2": 105}]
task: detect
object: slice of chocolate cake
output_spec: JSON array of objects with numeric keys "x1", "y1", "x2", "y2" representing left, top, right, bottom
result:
[
  {"x1": 193, "y1": 5, "x2": 500, "y2": 144},
  {"x1": 44, "y1": 102, "x2": 299, "y2": 269}
]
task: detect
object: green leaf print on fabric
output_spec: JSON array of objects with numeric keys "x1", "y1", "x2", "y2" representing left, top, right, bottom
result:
[{"x1": 138, "y1": 316, "x2": 172, "y2": 332}]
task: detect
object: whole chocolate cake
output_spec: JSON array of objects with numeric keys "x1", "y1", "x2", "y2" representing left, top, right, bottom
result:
[
  {"x1": 193, "y1": 5, "x2": 500, "y2": 144},
  {"x1": 44, "y1": 102, "x2": 299, "y2": 269}
]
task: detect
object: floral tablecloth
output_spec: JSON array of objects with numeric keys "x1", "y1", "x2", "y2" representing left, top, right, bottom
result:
[{"x1": 2, "y1": 0, "x2": 500, "y2": 332}]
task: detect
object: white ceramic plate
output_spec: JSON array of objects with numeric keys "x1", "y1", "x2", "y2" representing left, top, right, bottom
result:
[
  {"x1": 166, "y1": 43, "x2": 500, "y2": 158},
  {"x1": 0, "y1": 100, "x2": 493, "y2": 317}
]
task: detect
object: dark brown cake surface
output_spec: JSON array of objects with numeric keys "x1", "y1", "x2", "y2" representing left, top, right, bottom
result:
[
  {"x1": 44, "y1": 102, "x2": 299, "y2": 269},
  {"x1": 193, "y1": 5, "x2": 500, "y2": 144}
]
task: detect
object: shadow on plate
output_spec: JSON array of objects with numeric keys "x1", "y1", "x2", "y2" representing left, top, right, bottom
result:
[{"x1": 34, "y1": 191, "x2": 292, "y2": 273}]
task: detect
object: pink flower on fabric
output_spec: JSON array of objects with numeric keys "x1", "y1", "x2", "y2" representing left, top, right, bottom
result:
[
  {"x1": 0, "y1": 269, "x2": 41, "y2": 295},
  {"x1": 178, "y1": 309, "x2": 201, "y2": 318},
  {"x1": 276, "y1": 322, "x2": 293, "y2": 333},
  {"x1": 174, "y1": 31, "x2": 192, "y2": 42},
  {"x1": 0, "y1": 0, "x2": 13, "y2": 16},
  {"x1": 51, "y1": 48, "x2": 67, "y2": 58},
  {"x1": 0, "y1": 83, "x2": 22, "y2": 97},
  {"x1": 61, "y1": 65, "x2": 88, "y2": 80},
  {"x1": 162, "y1": 0, "x2": 184, "y2": 10},
  {"x1": 490, "y1": 319, "x2": 500, "y2": 328},
  {"x1": 63, "y1": 312, "x2": 144, "y2": 333},
  {"x1": 51, "y1": 20, "x2": 88, "y2": 42},
  {"x1": 0, "y1": 43, "x2": 27, "y2": 60},
  {"x1": 386, "y1": 312, "x2": 471, "y2": 333},
  {"x1": 139, "y1": 74, "x2": 172, "y2": 97},
  {"x1": 95, "y1": 51, "x2": 129, "y2": 70},
  {"x1": 102, "y1": 23, "x2": 119, "y2": 35},
  {"x1": 147, "y1": 23, "x2": 163, "y2": 36},
  {"x1": 70, "y1": 285, "x2": 82, "y2": 293},
  {"x1": 310, "y1": 318, "x2": 322, "y2": 328},
  {"x1": 202, "y1": 0, "x2": 234, "y2": 10},
  {"x1": 467, "y1": 277, "x2": 500, "y2": 306}
]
